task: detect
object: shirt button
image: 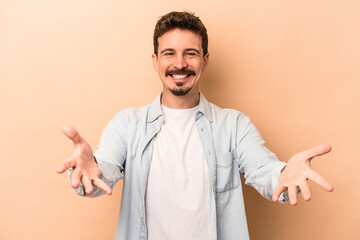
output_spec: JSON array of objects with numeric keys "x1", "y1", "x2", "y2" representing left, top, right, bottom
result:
[{"x1": 141, "y1": 214, "x2": 144, "y2": 219}]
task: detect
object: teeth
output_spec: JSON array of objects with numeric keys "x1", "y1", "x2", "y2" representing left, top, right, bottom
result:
[{"x1": 172, "y1": 74, "x2": 188, "y2": 79}]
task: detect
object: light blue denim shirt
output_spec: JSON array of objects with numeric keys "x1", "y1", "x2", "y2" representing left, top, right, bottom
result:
[{"x1": 70, "y1": 92, "x2": 287, "y2": 240}]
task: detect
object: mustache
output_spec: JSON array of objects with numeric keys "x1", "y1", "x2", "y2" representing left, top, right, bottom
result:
[{"x1": 165, "y1": 69, "x2": 196, "y2": 77}]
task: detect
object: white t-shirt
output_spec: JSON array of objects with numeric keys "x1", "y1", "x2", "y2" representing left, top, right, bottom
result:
[{"x1": 145, "y1": 105, "x2": 210, "y2": 240}]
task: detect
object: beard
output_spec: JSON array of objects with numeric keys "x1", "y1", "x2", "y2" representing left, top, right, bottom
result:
[
  {"x1": 169, "y1": 82, "x2": 192, "y2": 96},
  {"x1": 166, "y1": 68, "x2": 195, "y2": 96}
]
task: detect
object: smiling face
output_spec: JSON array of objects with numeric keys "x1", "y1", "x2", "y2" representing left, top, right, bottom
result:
[{"x1": 152, "y1": 28, "x2": 209, "y2": 103}]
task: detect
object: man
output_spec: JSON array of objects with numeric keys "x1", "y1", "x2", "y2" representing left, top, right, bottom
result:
[{"x1": 56, "y1": 11, "x2": 333, "y2": 240}]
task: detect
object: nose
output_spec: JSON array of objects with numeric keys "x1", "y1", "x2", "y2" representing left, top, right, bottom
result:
[{"x1": 174, "y1": 55, "x2": 188, "y2": 69}]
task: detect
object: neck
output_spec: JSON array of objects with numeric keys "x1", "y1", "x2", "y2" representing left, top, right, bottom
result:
[{"x1": 161, "y1": 89, "x2": 200, "y2": 109}]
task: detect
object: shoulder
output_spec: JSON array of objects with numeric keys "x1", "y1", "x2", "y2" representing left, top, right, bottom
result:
[
  {"x1": 206, "y1": 102, "x2": 259, "y2": 139},
  {"x1": 112, "y1": 93, "x2": 161, "y2": 123},
  {"x1": 112, "y1": 103, "x2": 152, "y2": 123},
  {"x1": 209, "y1": 102, "x2": 250, "y2": 123},
  {"x1": 101, "y1": 104, "x2": 152, "y2": 137}
]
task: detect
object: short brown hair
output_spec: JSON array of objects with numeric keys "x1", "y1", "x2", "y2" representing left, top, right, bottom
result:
[{"x1": 153, "y1": 11, "x2": 208, "y2": 56}]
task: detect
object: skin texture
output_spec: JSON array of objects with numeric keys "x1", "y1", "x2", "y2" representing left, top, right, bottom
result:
[{"x1": 57, "y1": 28, "x2": 333, "y2": 204}]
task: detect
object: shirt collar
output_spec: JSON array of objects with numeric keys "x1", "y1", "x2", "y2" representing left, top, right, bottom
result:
[
  {"x1": 147, "y1": 92, "x2": 213, "y2": 123},
  {"x1": 197, "y1": 92, "x2": 213, "y2": 122},
  {"x1": 147, "y1": 93, "x2": 163, "y2": 123}
]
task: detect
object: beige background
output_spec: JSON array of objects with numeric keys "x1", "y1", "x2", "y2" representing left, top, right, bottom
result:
[{"x1": 1, "y1": 0, "x2": 359, "y2": 239}]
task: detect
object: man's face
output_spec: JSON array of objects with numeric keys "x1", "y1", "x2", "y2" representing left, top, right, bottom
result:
[{"x1": 152, "y1": 28, "x2": 209, "y2": 97}]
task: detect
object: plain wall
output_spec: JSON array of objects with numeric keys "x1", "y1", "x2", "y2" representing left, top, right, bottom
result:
[{"x1": 1, "y1": 0, "x2": 359, "y2": 239}]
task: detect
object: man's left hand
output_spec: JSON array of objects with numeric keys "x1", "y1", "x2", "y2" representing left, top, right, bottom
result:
[{"x1": 272, "y1": 144, "x2": 334, "y2": 205}]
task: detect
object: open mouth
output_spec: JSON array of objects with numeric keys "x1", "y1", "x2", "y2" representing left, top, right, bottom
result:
[
  {"x1": 166, "y1": 70, "x2": 195, "y2": 80},
  {"x1": 171, "y1": 74, "x2": 192, "y2": 80}
]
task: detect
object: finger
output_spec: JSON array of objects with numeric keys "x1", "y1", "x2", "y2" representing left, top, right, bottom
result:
[
  {"x1": 70, "y1": 168, "x2": 82, "y2": 188},
  {"x1": 62, "y1": 124, "x2": 82, "y2": 145},
  {"x1": 56, "y1": 156, "x2": 76, "y2": 174},
  {"x1": 305, "y1": 144, "x2": 332, "y2": 160},
  {"x1": 298, "y1": 180, "x2": 311, "y2": 201},
  {"x1": 288, "y1": 185, "x2": 298, "y2": 206},
  {"x1": 82, "y1": 175, "x2": 93, "y2": 195},
  {"x1": 308, "y1": 169, "x2": 334, "y2": 192},
  {"x1": 272, "y1": 185, "x2": 286, "y2": 202},
  {"x1": 93, "y1": 178, "x2": 112, "y2": 195}
]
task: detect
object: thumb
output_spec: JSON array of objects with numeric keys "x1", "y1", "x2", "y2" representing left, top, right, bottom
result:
[{"x1": 61, "y1": 124, "x2": 82, "y2": 144}]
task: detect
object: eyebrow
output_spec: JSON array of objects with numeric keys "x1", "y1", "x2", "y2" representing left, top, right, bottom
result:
[{"x1": 160, "y1": 48, "x2": 200, "y2": 54}]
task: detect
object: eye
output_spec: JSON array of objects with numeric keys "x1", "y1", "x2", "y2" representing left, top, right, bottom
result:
[
  {"x1": 163, "y1": 52, "x2": 174, "y2": 56},
  {"x1": 187, "y1": 52, "x2": 197, "y2": 56}
]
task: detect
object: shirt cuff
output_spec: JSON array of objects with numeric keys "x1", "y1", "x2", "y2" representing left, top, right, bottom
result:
[{"x1": 277, "y1": 188, "x2": 302, "y2": 203}]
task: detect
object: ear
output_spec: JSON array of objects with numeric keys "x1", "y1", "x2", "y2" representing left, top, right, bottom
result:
[
  {"x1": 202, "y1": 53, "x2": 210, "y2": 71},
  {"x1": 152, "y1": 53, "x2": 159, "y2": 72}
]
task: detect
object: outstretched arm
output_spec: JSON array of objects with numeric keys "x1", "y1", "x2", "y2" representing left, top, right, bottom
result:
[
  {"x1": 272, "y1": 144, "x2": 334, "y2": 205},
  {"x1": 56, "y1": 125, "x2": 112, "y2": 195}
]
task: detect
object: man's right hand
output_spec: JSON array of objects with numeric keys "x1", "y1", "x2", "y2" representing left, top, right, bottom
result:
[{"x1": 56, "y1": 125, "x2": 112, "y2": 195}]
